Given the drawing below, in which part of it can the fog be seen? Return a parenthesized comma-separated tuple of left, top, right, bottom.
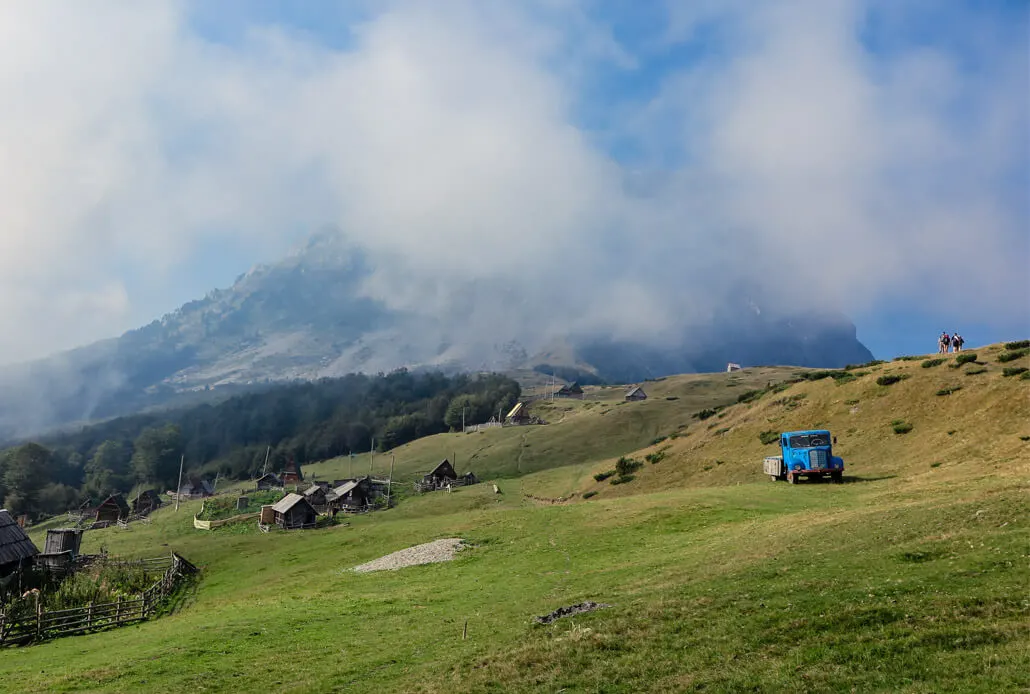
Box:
(0, 0, 1026, 368)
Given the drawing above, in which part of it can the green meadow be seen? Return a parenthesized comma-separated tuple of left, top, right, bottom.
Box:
(2, 344, 1027, 693)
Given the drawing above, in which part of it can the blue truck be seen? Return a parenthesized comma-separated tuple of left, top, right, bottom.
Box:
(763, 430, 844, 484)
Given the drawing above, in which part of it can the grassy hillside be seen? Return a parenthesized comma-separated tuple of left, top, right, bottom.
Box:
(2, 344, 1027, 693)
(304, 366, 805, 486)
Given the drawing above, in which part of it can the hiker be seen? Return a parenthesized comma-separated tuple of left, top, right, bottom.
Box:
(952, 333, 964, 352)
(939, 332, 949, 354)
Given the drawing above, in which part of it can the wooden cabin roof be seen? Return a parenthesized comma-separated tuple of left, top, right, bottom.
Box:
(428, 460, 457, 479)
(506, 402, 525, 418)
(0, 509, 39, 566)
(271, 493, 311, 514)
(98, 494, 130, 512)
(625, 385, 646, 398)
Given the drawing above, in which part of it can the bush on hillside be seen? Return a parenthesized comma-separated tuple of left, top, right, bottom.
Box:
(965, 367, 988, 376)
(845, 359, 886, 370)
(694, 408, 719, 420)
(921, 358, 946, 368)
(892, 421, 914, 435)
(582, 491, 597, 499)
(893, 355, 923, 361)
(798, 370, 836, 381)
(650, 436, 667, 446)
(593, 470, 615, 482)
(772, 394, 807, 410)
(955, 353, 977, 365)
(615, 457, 642, 477)
(997, 348, 1029, 363)
(1022, 371, 1030, 381)
(1004, 340, 1029, 350)
(936, 386, 962, 396)
(876, 374, 909, 386)
(759, 430, 780, 445)
(737, 389, 766, 403)
(645, 450, 666, 464)
(609, 475, 634, 485)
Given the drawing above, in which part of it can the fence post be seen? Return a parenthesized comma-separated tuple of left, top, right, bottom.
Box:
(87, 601, 94, 630)
(35, 594, 42, 639)
(116, 596, 122, 624)
(139, 593, 145, 620)
(0, 611, 6, 645)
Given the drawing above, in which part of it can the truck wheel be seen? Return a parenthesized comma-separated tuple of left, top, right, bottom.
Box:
(832, 471, 843, 483)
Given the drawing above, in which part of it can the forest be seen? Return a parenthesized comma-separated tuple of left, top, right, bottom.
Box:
(0, 369, 519, 520)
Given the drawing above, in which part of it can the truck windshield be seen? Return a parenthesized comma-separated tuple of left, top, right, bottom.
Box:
(789, 434, 830, 448)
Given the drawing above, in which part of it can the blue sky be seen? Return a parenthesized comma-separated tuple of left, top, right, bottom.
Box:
(0, 0, 1026, 364)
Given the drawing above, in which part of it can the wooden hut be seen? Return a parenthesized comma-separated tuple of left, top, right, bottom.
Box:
(625, 385, 647, 401)
(95, 494, 129, 523)
(176, 478, 215, 500)
(421, 460, 458, 489)
(270, 493, 317, 530)
(131, 489, 162, 516)
(329, 479, 372, 511)
(554, 382, 584, 399)
(0, 509, 39, 576)
(255, 472, 282, 490)
(280, 460, 303, 485)
(302, 484, 329, 513)
(43, 528, 83, 556)
(505, 402, 530, 425)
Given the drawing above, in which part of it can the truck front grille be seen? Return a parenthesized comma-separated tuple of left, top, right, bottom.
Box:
(809, 449, 828, 469)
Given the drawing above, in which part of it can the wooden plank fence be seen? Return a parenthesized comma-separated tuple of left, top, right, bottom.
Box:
(0, 553, 197, 647)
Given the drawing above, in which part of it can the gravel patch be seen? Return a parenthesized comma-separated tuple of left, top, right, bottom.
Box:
(534, 601, 611, 624)
(352, 538, 467, 573)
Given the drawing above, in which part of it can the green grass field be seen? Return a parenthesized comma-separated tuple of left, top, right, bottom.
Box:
(3, 345, 1028, 692)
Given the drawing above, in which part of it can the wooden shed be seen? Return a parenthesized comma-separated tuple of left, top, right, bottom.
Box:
(43, 528, 83, 556)
(329, 479, 372, 511)
(131, 489, 162, 515)
(0, 509, 39, 576)
(505, 402, 530, 424)
(271, 493, 317, 530)
(176, 478, 214, 500)
(302, 484, 329, 512)
(625, 385, 647, 401)
(255, 472, 282, 490)
(95, 494, 129, 523)
(423, 460, 458, 487)
(554, 382, 584, 399)
(280, 460, 303, 485)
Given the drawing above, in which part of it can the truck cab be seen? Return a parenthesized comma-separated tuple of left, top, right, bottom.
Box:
(763, 430, 844, 484)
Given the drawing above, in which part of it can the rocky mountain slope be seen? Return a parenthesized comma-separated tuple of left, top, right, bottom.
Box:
(0, 233, 873, 438)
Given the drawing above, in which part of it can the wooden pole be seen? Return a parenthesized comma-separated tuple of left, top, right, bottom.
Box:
(462, 619, 468, 640)
(261, 445, 271, 476)
(174, 454, 185, 511)
(387, 455, 395, 508)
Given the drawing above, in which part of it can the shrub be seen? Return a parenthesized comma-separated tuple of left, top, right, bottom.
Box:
(651, 435, 667, 446)
(582, 491, 597, 499)
(965, 367, 987, 376)
(936, 386, 962, 396)
(893, 355, 923, 361)
(892, 421, 913, 434)
(845, 359, 885, 370)
(947, 430, 956, 435)
(737, 389, 767, 404)
(1020, 436, 1030, 442)
(609, 475, 634, 485)
(997, 348, 1029, 363)
(1023, 371, 1030, 381)
(955, 352, 977, 365)
(930, 462, 942, 468)
(714, 427, 731, 436)
(645, 450, 666, 464)
(876, 374, 909, 386)
(921, 358, 945, 368)
(759, 430, 780, 445)
(798, 370, 835, 381)
(694, 408, 719, 420)
(665, 396, 679, 401)
(1004, 340, 1029, 350)
(593, 470, 615, 482)
(615, 457, 642, 477)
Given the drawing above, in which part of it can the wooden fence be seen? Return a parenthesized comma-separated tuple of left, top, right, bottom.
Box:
(0, 553, 197, 647)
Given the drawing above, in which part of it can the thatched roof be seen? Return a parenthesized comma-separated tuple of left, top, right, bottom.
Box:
(0, 509, 39, 566)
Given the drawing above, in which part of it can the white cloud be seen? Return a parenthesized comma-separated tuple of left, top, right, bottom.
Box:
(0, 0, 1024, 366)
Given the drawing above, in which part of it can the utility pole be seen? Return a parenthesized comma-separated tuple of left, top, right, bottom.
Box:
(387, 454, 395, 508)
(174, 454, 185, 512)
(261, 445, 271, 476)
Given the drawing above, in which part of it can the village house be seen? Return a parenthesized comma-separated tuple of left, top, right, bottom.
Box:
(625, 385, 647, 402)
(131, 490, 162, 516)
(176, 478, 215, 500)
(329, 478, 373, 512)
(553, 382, 584, 399)
(0, 509, 39, 577)
(95, 494, 130, 523)
(255, 472, 282, 490)
(280, 460, 303, 485)
(726, 363, 742, 372)
(505, 402, 530, 424)
(36, 528, 84, 573)
(302, 484, 329, 513)
(270, 493, 317, 530)
(421, 460, 458, 489)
